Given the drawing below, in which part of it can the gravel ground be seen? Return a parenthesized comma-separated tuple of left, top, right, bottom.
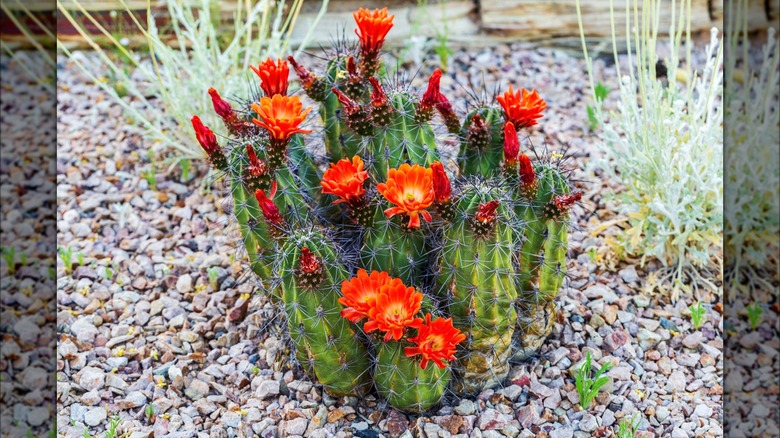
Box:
(49, 42, 750, 438)
(1, 53, 57, 437)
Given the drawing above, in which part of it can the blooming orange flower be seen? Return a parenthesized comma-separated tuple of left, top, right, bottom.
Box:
(405, 314, 466, 369)
(339, 269, 391, 323)
(376, 164, 435, 228)
(503, 122, 519, 164)
(430, 162, 451, 203)
(497, 86, 547, 129)
(251, 95, 312, 142)
(354, 7, 394, 54)
(321, 156, 369, 205)
(364, 278, 423, 341)
(251, 58, 290, 97)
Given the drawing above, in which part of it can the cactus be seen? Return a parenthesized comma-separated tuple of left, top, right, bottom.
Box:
(374, 340, 450, 412)
(509, 154, 580, 360)
(191, 5, 580, 412)
(278, 230, 372, 396)
(458, 107, 505, 177)
(435, 178, 518, 394)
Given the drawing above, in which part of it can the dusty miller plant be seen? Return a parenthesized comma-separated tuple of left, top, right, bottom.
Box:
(56, 0, 328, 160)
(723, 1, 779, 300)
(577, 0, 723, 299)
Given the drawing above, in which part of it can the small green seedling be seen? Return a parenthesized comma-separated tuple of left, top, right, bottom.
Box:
(575, 351, 613, 409)
(58, 246, 74, 274)
(2, 247, 16, 274)
(105, 267, 114, 281)
(81, 427, 91, 438)
(615, 413, 640, 438)
(251, 365, 260, 375)
(180, 158, 191, 182)
(746, 302, 763, 330)
(145, 403, 156, 422)
(49, 266, 57, 281)
(586, 81, 610, 130)
(25, 429, 35, 438)
(105, 415, 121, 438)
(142, 167, 157, 190)
(689, 301, 706, 330)
(207, 267, 220, 290)
(77, 252, 85, 267)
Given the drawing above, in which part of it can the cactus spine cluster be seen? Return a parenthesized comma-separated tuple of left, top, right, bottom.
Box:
(192, 6, 581, 412)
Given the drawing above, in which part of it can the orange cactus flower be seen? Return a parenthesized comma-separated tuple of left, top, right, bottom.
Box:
(354, 7, 394, 54)
(497, 86, 547, 129)
(251, 58, 290, 97)
(405, 314, 466, 369)
(251, 95, 312, 142)
(321, 156, 369, 205)
(376, 164, 435, 228)
(364, 278, 423, 341)
(339, 269, 391, 323)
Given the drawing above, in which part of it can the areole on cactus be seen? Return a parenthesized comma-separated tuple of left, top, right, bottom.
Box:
(192, 5, 582, 413)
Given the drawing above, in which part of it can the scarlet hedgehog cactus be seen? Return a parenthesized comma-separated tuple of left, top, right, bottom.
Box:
(193, 5, 582, 412)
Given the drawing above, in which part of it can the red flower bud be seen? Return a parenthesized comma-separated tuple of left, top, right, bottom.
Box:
(503, 122, 519, 164)
(208, 88, 234, 121)
(288, 55, 314, 88)
(191, 115, 219, 155)
(518, 154, 535, 186)
(475, 200, 500, 224)
(430, 161, 452, 203)
(553, 192, 582, 212)
(254, 182, 283, 225)
(246, 144, 267, 177)
(299, 247, 322, 275)
(368, 77, 388, 107)
(332, 87, 360, 115)
(421, 69, 443, 110)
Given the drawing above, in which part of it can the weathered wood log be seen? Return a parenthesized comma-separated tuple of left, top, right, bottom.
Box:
(480, 0, 726, 39)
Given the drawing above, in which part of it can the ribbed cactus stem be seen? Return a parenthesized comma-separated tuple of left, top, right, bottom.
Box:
(437, 183, 518, 394)
(458, 107, 505, 177)
(374, 341, 450, 413)
(361, 204, 426, 286)
(279, 232, 372, 396)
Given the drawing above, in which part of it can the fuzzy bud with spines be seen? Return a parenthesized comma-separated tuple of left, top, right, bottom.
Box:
(472, 200, 500, 237)
(191, 115, 227, 170)
(332, 87, 374, 136)
(296, 247, 324, 289)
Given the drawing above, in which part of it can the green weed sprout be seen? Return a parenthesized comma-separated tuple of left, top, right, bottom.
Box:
(142, 167, 157, 191)
(58, 246, 74, 274)
(586, 82, 609, 131)
(207, 267, 220, 290)
(105, 415, 120, 438)
(179, 158, 191, 183)
(144, 403, 155, 422)
(746, 302, 764, 330)
(689, 301, 706, 330)
(576, 351, 613, 409)
(615, 413, 640, 438)
(2, 246, 15, 274)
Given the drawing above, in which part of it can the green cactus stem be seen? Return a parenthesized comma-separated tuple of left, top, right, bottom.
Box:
(361, 202, 426, 287)
(437, 180, 518, 394)
(278, 230, 372, 396)
(458, 107, 505, 177)
(374, 341, 450, 413)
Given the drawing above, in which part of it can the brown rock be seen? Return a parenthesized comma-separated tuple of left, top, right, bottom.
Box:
(436, 415, 463, 434)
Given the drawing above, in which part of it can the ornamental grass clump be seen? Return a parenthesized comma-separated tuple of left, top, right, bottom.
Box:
(192, 6, 583, 412)
(577, 0, 723, 299)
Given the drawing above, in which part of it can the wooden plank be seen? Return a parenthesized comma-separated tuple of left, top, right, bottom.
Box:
(480, 0, 727, 39)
